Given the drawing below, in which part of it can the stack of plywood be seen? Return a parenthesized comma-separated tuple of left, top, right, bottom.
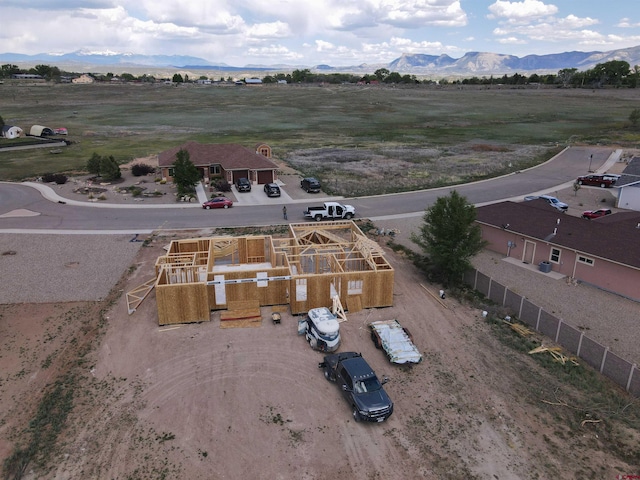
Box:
(219, 300, 262, 328)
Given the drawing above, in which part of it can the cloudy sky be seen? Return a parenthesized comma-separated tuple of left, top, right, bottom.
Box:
(1, 0, 639, 66)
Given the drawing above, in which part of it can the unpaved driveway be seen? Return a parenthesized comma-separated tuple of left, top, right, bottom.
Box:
(5, 235, 628, 480)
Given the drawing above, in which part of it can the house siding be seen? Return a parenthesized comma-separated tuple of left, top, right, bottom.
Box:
(617, 183, 640, 211)
(479, 225, 640, 301)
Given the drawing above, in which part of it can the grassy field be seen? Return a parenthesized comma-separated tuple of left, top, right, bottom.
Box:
(1, 82, 639, 192)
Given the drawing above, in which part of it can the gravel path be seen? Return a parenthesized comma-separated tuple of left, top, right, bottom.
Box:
(0, 234, 142, 304)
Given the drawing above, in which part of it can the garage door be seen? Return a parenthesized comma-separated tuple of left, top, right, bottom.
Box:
(232, 170, 249, 182)
(257, 170, 273, 185)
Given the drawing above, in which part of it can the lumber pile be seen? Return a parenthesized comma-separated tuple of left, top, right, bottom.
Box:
(529, 345, 579, 366)
(220, 300, 261, 328)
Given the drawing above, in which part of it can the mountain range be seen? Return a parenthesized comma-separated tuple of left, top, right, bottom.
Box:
(1, 45, 639, 76)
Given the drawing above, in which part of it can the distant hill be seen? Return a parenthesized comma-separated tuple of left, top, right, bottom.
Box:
(386, 45, 640, 75)
(0, 50, 214, 68)
(1, 45, 639, 76)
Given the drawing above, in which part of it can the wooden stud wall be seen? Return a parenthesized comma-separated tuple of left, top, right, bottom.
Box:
(152, 222, 394, 324)
(156, 282, 209, 325)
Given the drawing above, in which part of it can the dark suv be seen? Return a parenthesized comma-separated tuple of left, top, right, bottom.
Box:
(235, 177, 251, 192)
(263, 183, 281, 197)
(301, 177, 321, 193)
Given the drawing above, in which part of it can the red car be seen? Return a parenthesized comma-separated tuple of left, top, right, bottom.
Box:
(202, 197, 233, 209)
(576, 174, 616, 188)
(582, 208, 612, 219)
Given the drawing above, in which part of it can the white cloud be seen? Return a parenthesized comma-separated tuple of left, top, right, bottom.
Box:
(382, 0, 468, 28)
(246, 21, 291, 39)
(246, 44, 303, 61)
(488, 0, 558, 21)
(0, 0, 638, 67)
(617, 18, 640, 28)
(497, 36, 526, 45)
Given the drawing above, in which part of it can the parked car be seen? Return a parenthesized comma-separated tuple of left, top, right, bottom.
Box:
(582, 208, 612, 219)
(524, 195, 568, 212)
(301, 177, 321, 193)
(235, 177, 251, 192)
(202, 197, 233, 209)
(576, 174, 616, 188)
(263, 183, 281, 197)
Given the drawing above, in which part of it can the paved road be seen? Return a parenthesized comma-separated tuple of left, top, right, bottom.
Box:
(0, 146, 618, 233)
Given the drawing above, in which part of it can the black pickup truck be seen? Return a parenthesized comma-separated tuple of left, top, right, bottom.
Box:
(319, 352, 393, 422)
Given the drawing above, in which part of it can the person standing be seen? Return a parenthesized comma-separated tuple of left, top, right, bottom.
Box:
(282, 205, 287, 220)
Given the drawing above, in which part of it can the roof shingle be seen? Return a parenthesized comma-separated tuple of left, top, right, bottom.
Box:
(158, 141, 278, 170)
(476, 201, 640, 268)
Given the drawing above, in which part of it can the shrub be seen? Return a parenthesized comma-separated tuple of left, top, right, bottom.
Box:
(42, 173, 68, 184)
(131, 163, 156, 176)
(214, 179, 231, 192)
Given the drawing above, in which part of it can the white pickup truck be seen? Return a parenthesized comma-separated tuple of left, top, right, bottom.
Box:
(303, 201, 355, 221)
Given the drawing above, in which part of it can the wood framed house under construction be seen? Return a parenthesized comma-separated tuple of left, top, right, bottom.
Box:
(150, 221, 394, 325)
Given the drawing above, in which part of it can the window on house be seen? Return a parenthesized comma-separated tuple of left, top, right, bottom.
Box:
(168, 167, 175, 177)
(577, 256, 594, 266)
(209, 165, 221, 175)
(347, 279, 363, 295)
(550, 248, 560, 263)
(295, 278, 307, 301)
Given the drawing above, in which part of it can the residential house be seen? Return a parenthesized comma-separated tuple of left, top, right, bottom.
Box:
(72, 74, 94, 84)
(157, 141, 278, 187)
(475, 200, 640, 301)
(615, 157, 640, 212)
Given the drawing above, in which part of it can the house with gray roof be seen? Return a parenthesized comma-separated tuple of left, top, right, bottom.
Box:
(475, 200, 640, 301)
(615, 157, 640, 212)
(157, 141, 278, 187)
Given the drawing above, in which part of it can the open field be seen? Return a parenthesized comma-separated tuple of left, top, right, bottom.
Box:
(1, 83, 639, 194)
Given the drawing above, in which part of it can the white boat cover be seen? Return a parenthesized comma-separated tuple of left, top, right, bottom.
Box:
(370, 320, 422, 364)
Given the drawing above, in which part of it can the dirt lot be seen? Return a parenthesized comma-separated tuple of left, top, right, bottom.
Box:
(1, 230, 639, 480)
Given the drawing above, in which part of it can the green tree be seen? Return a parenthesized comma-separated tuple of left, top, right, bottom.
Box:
(384, 72, 402, 83)
(99, 155, 121, 181)
(172, 73, 184, 83)
(86, 152, 102, 175)
(374, 68, 390, 81)
(291, 69, 311, 83)
(557, 68, 578, 87)
(592, 60, 630, 86)
(630, 108, 640, 128)
(172, 149, 200, 197)
(410, 190, 487, 287)
(0, 64, 21, 78)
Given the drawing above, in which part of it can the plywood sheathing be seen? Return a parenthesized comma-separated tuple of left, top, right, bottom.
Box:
(152, 221, 394, 324)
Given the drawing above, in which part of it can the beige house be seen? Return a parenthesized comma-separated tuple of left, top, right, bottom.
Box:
(72, 74, 95, 84)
